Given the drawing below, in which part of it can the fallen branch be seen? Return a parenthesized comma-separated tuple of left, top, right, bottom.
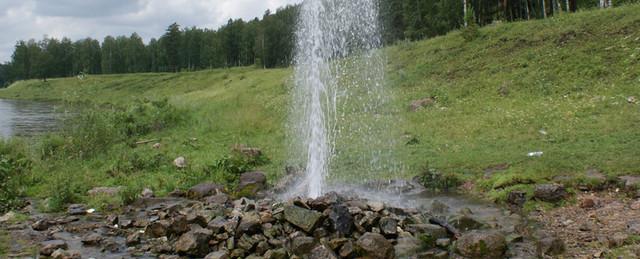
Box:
(135, 139, 159, 145)
(429, 217, 461, 239)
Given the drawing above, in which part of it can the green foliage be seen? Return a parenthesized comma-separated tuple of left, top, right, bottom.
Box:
(417, 167, 463, 192)
(107, 149, 168, 176)
(45, 174, 84, 212)
(0, 141, 31, 213)
(462, 6, 480, 42)
(209, 148, 270, 185)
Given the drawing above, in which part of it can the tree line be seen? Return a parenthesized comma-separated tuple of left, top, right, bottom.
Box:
(0, 0, 637, 87)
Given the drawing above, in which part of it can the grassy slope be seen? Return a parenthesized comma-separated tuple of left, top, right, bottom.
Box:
(1, 5, 639, 203)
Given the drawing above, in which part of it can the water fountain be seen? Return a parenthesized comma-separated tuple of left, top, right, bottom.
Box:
(288, 0, 399, 198)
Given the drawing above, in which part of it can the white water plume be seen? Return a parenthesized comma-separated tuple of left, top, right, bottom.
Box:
(288, 0, 401, 198)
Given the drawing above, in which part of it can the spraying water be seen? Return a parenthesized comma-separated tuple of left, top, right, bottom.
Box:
(289, 0, 400, 198)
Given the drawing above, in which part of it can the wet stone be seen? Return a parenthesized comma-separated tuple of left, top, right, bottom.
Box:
(456, 230, 507, 258)
(379, 217, 398, 236)
(284, 205, 323, 233)
(310, 244, 339, 259)
(67, 204, 87, 215)
(81, 233, 103, 246)
(329, 204, 354, 236)
(356, 232, 394, 259)
(40, 240, 68, 256)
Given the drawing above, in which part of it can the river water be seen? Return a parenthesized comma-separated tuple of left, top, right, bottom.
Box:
(0, 99, 60, 139)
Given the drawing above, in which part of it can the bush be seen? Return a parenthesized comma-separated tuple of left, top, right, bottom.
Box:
(107, 149, 167, 176)
(417, 167, 462, 192)
(208, 147, 270, 185)
(0, 141, 31, 213)
(462, 6, 480, 42)
(44, 99, 183, 160)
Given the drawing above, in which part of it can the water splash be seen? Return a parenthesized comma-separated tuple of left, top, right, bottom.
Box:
(289, 0, 400, 198)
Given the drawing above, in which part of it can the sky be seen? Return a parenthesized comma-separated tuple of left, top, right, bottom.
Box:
(0, 0, 303, 63)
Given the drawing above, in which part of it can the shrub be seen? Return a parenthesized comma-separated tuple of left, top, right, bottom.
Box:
(209, 147, 270, 185)
(0, 141, 31, 213)
(417, 167, 462, 192)
(107, 149, 167, 176)
(462, 6, 480, 42)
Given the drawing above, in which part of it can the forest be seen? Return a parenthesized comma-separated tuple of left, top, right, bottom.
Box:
(0, 0, 636, 86)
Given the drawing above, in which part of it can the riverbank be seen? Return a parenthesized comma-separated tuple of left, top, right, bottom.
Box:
(1, 4, 640, 257)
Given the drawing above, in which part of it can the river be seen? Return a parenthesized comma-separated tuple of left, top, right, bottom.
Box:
(0, 99, 60, 139)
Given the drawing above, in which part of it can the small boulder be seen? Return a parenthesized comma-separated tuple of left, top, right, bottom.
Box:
(628, 96, 638, 104)
(579, 197, 596, 209)
(146, 220, 171, 237)
(32, 219, 50, 231)
(627, 220, 640, 235)
(237, 171, 267, 197)
(310, 244, 339, 259)
(455, 230, 507, 258)
(356, 232, 394, 259)
(126, 231, 143, 246)
(206, 194, 230, 206)
(174, 156, 187, 168)
(367, 201, 385, 212)
(175, 228, 214, 257)
(536, 235, 565, 256)
(329, 204, 354, 236)
(188, 183, 224, 199)
(619, 176, 640, 191)
(237, 212, 262, 236)
(394, 235, 422, 258)
(448, 215, 486, 231)
(507, 191, 527, 207)
(205, 250, 230, 259)
(405, 224, 448, 239)
(40, 240, 68, 256)
(51, 249, 81, 259)
(533, 184, 567, 202)
(81, 233, 102, 246)
(67, 204, 87, 215)
(286, 234, 316, 255)
(379, 217, 398, 236)
(284, 205, 324, 233)
(141, 188, 155, 198)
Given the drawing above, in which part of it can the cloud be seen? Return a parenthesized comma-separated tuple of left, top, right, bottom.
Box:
(0, 0, 303, 62)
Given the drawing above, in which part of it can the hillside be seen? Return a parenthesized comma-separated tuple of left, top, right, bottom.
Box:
(1, 4, 639, 205)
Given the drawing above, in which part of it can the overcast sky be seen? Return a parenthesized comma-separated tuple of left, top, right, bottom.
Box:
(0, 0, 303, 63)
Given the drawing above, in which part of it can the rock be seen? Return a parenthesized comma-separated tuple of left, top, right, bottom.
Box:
(141, 188, 155, 198)
(206, 194, 230, 206)
(627, 220, 640, 235)
(607, 233, 628, 248)
(126, 231, 143, 246)
(32, 219, 50, 231)
(152, 143, 161, 149)
(579, 197, 596, 208)
(308, 192, 341, 211)
(356, 232, 394, 259)
(87, 186, 122, 196)
(188, 182, 224, 199)
(67, 204, 87, 215)
(455, 230, 507, 258)
(536, 235, 565, 256)
(619, 176, 640, 191)
(205, 250, 230, 259)
(264, 248, 288, 259)
(284, 205, 324, 233)
(237, 234, 259, 251)
(146, 220, 171, 237)
(174, 156, 187, 168)
(409, 97, 435, 111)
(395, 235, 422, 258)
(580, 169, 607, 190)
(379, 217, 398, 236)
(436, 238, 451, 248)
(81, 233, 102, 246)
(339, 240, 358, 258)
(51, 249, 81, 259)
(329, 204, 354, 236)
(287, 234, 316, 255)
(310, 244, 339, 259)
(237, 171, 267, 197)
(0, 211, 16, 223)
(533, 184, 567, 202)
(367, 201, 385, 212)
(628, 96, 638, 104)
(448, 215, 486, 231)
(405, 224, 448, 239)
(175, 228, 213, 257)
(507, 191, 527, 207)
(40, 240, 68, 256)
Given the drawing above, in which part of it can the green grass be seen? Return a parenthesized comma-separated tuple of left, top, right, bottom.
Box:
(1, 4, 639, 208)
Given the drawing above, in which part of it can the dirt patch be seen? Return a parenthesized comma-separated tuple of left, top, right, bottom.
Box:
(532, 191, 640, 258)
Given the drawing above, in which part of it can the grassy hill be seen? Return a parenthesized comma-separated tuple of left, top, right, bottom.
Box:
(1, 4, 639, 209)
